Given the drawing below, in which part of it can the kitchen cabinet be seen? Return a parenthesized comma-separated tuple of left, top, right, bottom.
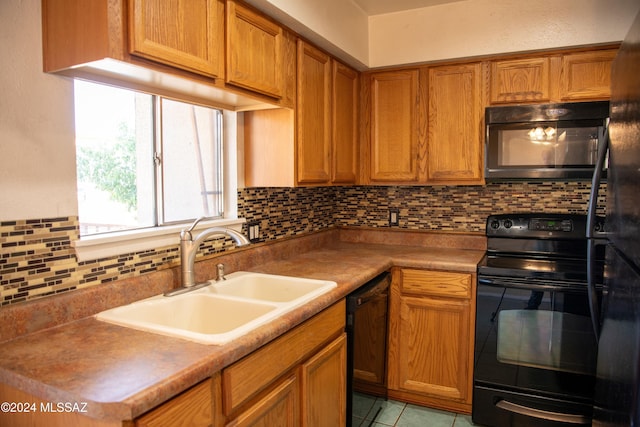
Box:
(243, 42, 359, 187)
(364, 69, 421, 184)
(559, 49, 617, 101)
(41, 0, 289, 110)
(217, 301, 346, 426)
(128, 0, 223, 78)
(135, 378, 213, 427)
(331, 61, 359, 184)
(427, 63, 484, 184)
(489, 57, 551, 104)
(226, 0, 284, 99)
(488, 47, 618, 104)
(297, 40, 332, 184)
(387, 268, 475, 414)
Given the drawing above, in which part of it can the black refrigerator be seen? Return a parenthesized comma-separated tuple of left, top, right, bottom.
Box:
(589, 9, 640, 427)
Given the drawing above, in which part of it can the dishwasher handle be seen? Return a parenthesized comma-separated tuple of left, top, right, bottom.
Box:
(351, 273, 390, 307)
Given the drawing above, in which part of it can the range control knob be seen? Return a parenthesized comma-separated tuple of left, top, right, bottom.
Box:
(490, 220, 500, 230)
(503, 219, 513, 229)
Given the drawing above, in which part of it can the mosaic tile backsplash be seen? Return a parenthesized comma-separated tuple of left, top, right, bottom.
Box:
(1, 182, 605, 306)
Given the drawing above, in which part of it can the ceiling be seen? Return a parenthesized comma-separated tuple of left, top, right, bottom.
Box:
(352, 0, 465, 15)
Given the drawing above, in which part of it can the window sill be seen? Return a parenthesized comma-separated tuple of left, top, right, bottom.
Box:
(72, 218, 246, 262)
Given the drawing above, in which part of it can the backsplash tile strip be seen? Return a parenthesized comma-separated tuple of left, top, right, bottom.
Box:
(1, 182, 605, 306)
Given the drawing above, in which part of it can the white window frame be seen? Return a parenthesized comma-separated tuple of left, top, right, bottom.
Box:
(72, 110, 244, 262)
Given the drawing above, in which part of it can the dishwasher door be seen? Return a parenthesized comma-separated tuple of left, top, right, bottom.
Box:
(346, 272, 390, 427)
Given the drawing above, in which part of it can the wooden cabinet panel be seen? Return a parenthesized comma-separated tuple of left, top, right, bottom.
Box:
(225, 375, 299, 427)
(135, 379, 212, 427)
(401, 269, 471, 299)
(301, 333, 347, 427)
(222, 302, 345, 414)
(332, 61, 359, 184)
(490, 57, 550, 104)
(297, 40, 332, 184)
(427, 63, 483, 184)
(226, 0, 283, 98)
(129, 0, 223, 78)
(369, 70, 420, 183)
(560, 49, 617, 101)
(388, 268, 475, 413)
(394, 295, 470, 400)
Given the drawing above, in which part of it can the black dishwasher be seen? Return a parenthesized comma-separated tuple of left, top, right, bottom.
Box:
(346, 272, 390, 427)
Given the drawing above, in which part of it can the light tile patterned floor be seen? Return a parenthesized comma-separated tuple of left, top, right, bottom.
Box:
(352, 393, 476, 427)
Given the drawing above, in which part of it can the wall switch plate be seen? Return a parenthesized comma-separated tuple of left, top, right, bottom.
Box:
(389, 208, 399, 226)
(247, 222, 260, 242)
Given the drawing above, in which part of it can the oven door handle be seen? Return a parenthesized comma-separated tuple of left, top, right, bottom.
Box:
(495, 400, 590, 425)
(477, 276, 582, 292)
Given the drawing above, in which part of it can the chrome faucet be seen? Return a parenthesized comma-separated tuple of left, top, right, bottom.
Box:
(179, 217, 250, 288)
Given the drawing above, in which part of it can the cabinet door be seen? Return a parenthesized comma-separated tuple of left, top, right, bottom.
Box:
(297, 40, 332, 185)
(392, 295, 470, 401)
(136, 379, 212, 427)
(129, 0, 223, 78)
(332, 61, 359, 184)
(490, 57, 550, 104)
(226, 375, 299, 427)
(560, 49, 617, 101)
(301, 333, 347, 427)
(368, 70, 420, 183)
(226, 0, 283, 98)
(427, 63, 483, 184)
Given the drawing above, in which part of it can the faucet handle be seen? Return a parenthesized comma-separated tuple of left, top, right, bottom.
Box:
(216, 264, 226, 281)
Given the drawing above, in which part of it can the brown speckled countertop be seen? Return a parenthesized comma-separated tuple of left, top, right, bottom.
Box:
(0, 228, 485, 423)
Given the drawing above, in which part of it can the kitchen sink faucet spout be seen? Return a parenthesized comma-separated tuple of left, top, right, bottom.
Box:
(180, 218, 250, 288)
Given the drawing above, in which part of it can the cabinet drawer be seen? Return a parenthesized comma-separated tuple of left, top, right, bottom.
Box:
(135, 379, 212, 427)
(401, 269, 471, 299)
(222, 301, 345, 415)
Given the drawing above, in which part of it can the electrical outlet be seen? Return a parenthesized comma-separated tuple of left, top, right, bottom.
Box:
(247, 222, 260, 242)
(389, 209, 399, 226)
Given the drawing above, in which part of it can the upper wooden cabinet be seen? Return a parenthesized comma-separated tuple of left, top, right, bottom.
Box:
(244, 41, 359, 187)
(427, 63, 484, 184)
(560, 49, 617, 101)
(332, 61, 359, 184)
(42, 0, 293, 110)
(488, 48, 618, 105)
(366, 70, 421, 184)
(297, 41, 332, 184)
(489, 57, 551, 104)
(128, 0, 223, 78)
(226, 0, 284, 98)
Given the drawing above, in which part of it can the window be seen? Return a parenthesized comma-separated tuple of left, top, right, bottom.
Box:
(73, 80, 241, 260)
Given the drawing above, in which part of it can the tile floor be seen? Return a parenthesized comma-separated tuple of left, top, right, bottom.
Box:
(352, 393, 476, 427)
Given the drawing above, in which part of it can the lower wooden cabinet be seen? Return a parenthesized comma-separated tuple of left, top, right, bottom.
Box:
(218, 301, 346, 426)
(301, 334, 347, 427)
(387, 268, 475, 414)
(135, 379, 213, 427)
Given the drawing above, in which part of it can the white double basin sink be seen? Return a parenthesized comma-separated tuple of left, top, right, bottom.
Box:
(95, 272, 337, 345)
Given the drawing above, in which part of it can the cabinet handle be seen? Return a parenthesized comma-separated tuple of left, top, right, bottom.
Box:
(495, 400, 590, 425)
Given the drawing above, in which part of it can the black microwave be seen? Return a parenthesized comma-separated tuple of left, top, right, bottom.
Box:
(485, 101, 610, 181)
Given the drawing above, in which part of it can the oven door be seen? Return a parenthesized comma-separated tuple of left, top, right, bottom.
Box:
(474, 276, 598, 426)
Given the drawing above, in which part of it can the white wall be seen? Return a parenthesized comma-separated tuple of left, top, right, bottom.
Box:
(0, 0, 77, 221)
(369, 0, 640, 68)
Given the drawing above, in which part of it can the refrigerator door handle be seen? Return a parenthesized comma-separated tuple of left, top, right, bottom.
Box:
(587, 118, 610, 239)
(586, 119, 610, 343)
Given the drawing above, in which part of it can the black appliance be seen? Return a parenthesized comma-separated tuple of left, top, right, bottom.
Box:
(346, 272, 390, 427)
(473, 213, 605, 426)
(485, 100, 610, 181)
(589, 10, 640, 426)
